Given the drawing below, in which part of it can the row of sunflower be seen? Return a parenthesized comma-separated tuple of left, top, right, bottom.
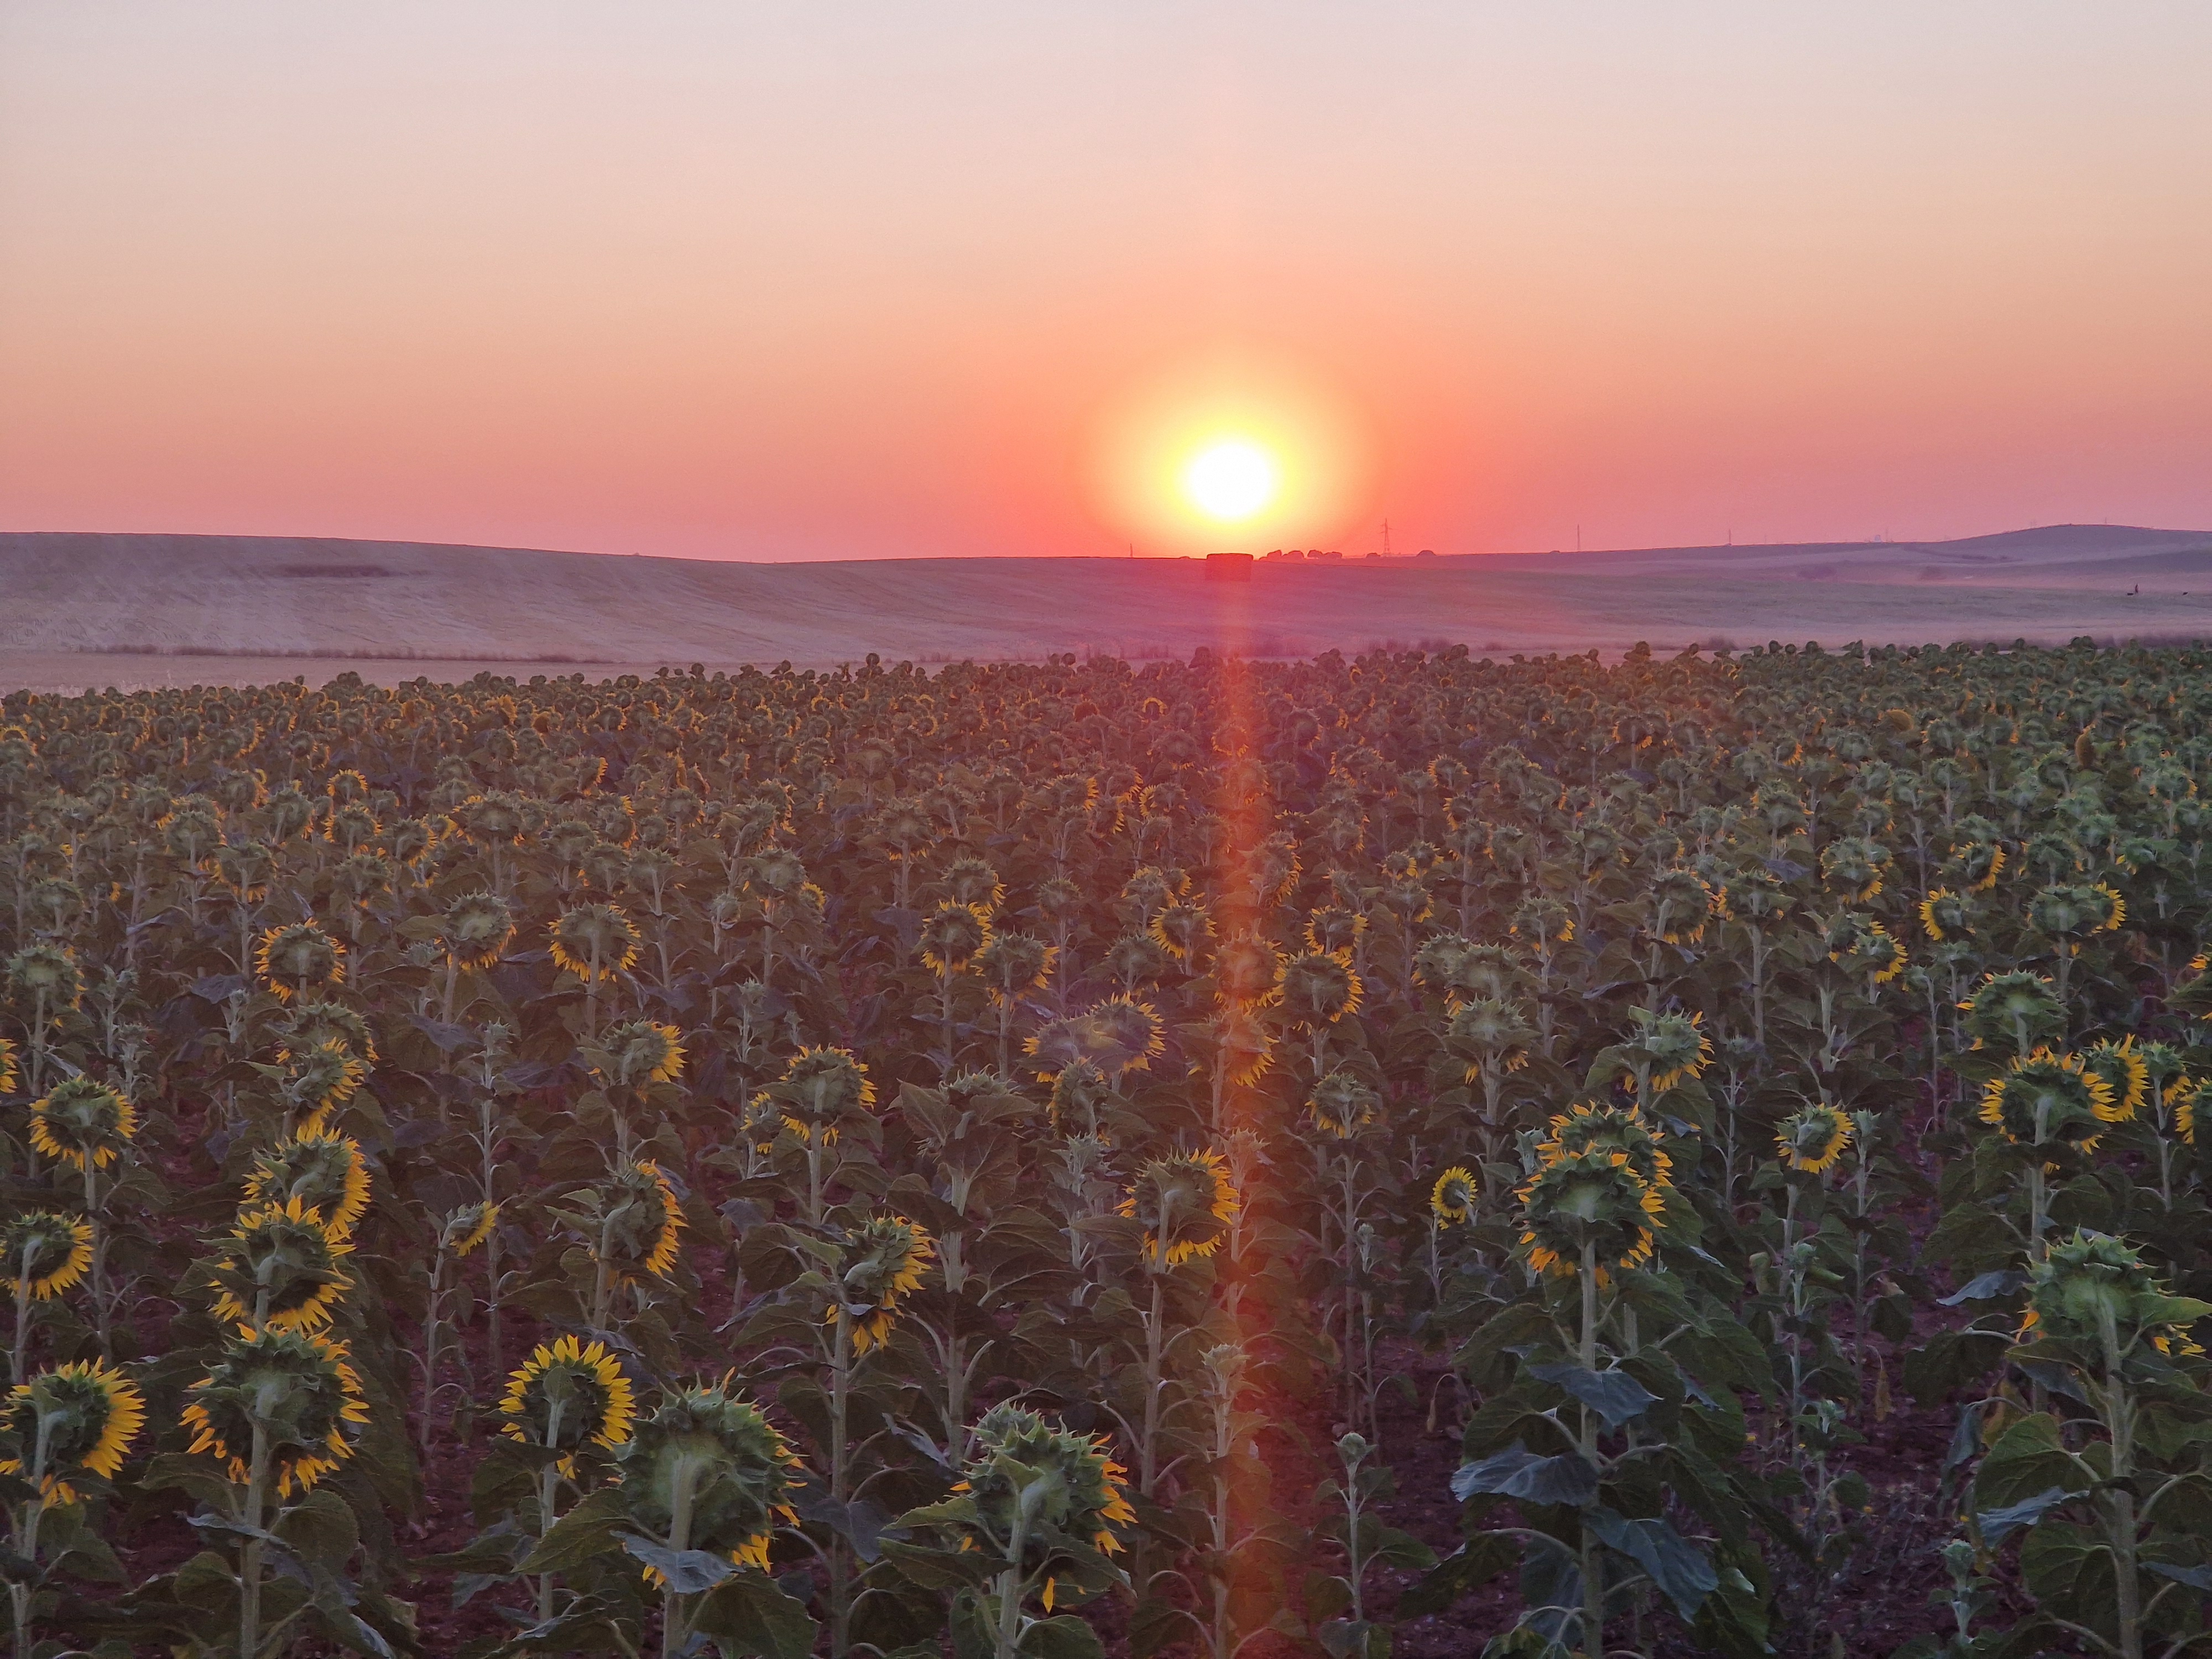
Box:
(0, 636, 2209, 1657)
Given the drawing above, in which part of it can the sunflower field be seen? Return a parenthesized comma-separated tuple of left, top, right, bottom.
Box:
(3, 636, 2212, 1659)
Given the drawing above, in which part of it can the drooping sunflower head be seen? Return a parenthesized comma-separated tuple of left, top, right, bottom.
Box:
(1150, 899, 1214, 963)
(1509, 894, 1575, 948)
(499, 1334, 636, 1470)
(1431, 1166, 1479, 1227)
(834, 1213, 937, 1355)
(1979, 1048, 2116, 1151)
(1277, 951, 1362, 1029)
(616, 1384, 803, 1575)
(275, 1040, 368, 1138)
(1046, 1060, 1115, 1140)
(588, 1161, 686, 1287)
(441, 1201, 500, 1258)
(254, 921, 345, 1001)
(29, 1077, 137, 1171)
(441, 890, 515, 969)
(1087, 997, 1166, 1077)
(1120, 1150, 1241, 1269)
(243, 1131, 372, 1237)
(1646, 867, 1720, 945)
(1444, 996, 1537, 1078)
(2079, 1037, 2149, 1122)
(276, 999, 378, 1065)
(1918, 889, 1971, 943)
(956, 1404, 1135, 1563)
(596, 1019, 685, 1088)
(1620, 1006, 1712, 1094)
(1818, 836, 1891, 904)
(182, 1326, 371, 1499)
(1775, 1103, 1855, 1175)
(2, 1211, 93, 1302)
(1538, 1102, 1672, 1187)
(1958, 970, 2064, 1056)
(1212, 932, 1284, 1006)
(8, 944, 83, 1016)
(2026, 881, 2127, 950)
(1822, 912, 1906, 983)
(1515, 1148, 1666, 1287)
(1303, 905, 1368, 957)
(940, 854, 1005, 914)
(1306, 1069, 1381, 1140)
(0, 1360, 147, 1505)
(207, 1196, 355, 1333)
(772, 1046, 875, 1140)
(1723, 868, 1792, 925)
(917, 900, 993, 974)
(1944, 836, 2006, 892)
(0, 1036, 16, 1095)
(2022, 1230, 2209, 1369)
(548, 902, 642, 983)
(974, 931, 1054, 1003)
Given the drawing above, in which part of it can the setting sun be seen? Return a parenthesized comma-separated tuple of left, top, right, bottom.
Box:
(1183, 440, 1279, 521)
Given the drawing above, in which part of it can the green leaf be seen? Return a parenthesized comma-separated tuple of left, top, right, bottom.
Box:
(1526, 1362, 1657, 1429)
(620, 1533, 735, 1594)
(1451, 1443, 1598, 1508)
(1019, 1614, 1106, 1659)
(1397, 1533, 1520, 1619)
(517, 1486, 629, 1576)
(1586, 1507, 1718, 1619)
(691, 1571, 819, 1659)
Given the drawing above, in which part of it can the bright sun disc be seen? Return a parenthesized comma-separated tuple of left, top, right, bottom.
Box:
(1182, 440, 1278, 521)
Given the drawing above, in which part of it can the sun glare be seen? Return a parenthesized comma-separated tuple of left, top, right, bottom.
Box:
(1183, 440, 1279, 521)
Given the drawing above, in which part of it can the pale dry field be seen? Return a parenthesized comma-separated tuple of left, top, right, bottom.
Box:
(3, 525, 2209, 692)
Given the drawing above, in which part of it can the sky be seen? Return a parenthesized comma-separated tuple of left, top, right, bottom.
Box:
(3, 3, 2210, 562)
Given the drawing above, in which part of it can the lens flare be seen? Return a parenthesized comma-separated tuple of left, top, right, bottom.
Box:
(1183, 440, 1279, 521)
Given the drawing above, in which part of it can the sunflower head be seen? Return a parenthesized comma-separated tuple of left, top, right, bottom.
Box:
(29, 1077, 137, 1171)
(1979, 1048, 2116, 1151)
(1958, 970, 2064, 1056)
(1510, 894, 1575, 948)
(1822, 912, 1906, 983)
(7, 944, 83, 1015)
(1723, 868, 1792, 925)
(586, 1161, 687, 1286)
(1539, 1102, 1672, 1187)
(1646, 867, 1720, 945)
(833, 1214, 937, 1355)
(1213, 933, 1285, 1005)
(1775, 1103, 1855, 1175)
(1919, 889, 1972, 942)
(1303, 905, 1368, 957)
(2027, 881, 2127, 950)
(0, 1037, 17, 1095)
(1046, 1060, 1117, 1140)
(2079, 1037, 2148, 1122)
(207, 1196, 355, 1333)
(1515, 1148, 1666, 1286)
(2022, 1230, 2210, 1371)
(975, 931, 1054, 1002)
(1277, 952, 1362, 1028)
(276, 1000, 378, 1065)
(549, 902, 642, 982)
(617, 1383, 803, 1575)
(1306, 1070, 1380, 1140)
(255, 921, 345, 1001)
(274, 1040, 368, 1137)
(1620, 1006, 1712, 1094)
(182, 1326, 371, 1499)
(441, 890, 515, 969)
(771, 1046, 876, 1141)
(952, 1403, 1135, 1565)
(1444, 997, 1536, 1078)
(243, 1131, 373, 1237)
(1819, 837, 1890, 904)
(0, 1360, 147, 1506)
(596, 1019, 686, 1088)
(918, 900, 993, 974)
(499, 1334, 636, 1473)
(441, 1201, 500, 1258)
(2, 1211, 93, 1301)
(1431, 1166, 1479, 1227)
(1120, 1150, 1241, 1269)
(1150, 900, 1214, 963)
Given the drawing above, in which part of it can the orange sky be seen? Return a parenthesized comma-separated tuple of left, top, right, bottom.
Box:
(3, 4, 2209, 561)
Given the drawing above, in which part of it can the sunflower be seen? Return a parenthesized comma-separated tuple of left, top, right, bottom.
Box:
(254, 921, 346, 1002)
(1306, 1070, 1380, 1139)
(275, 1040, 367, 1137)
(549, 902, 642, 983)
(1121, 1150, 1241, 1268)
(1025, 1000, 1165, 1085)
(1980, 1049, 2118, 1151)
(1277, 952, 1363, 1028)
(0, 1360, 146, 1505)
(1538, 1102, 1672, 1187)
(442, 1201, 500, 1257)
(618, 1383, 804, 1577)
(1646, 867, 1720, 945)
(3, 1211, 93, 1302)
(441, 890, 515, 969)
(182, 1326, 371, 1498)
(0, 1036, 17, 1095)
(243, 1131, 372, 1238)
(771, 1046, 876, 1144)
(1150, 900, 1214, 963)
(1958, 970, 2064, 1056)
(833, 1214, 937, 1355)
(1819, 837, 1890, 904)
(2174, 1080, 2199, 1147)
(2026, 881, 2127, 952)
(1213, 933, 1285, 1005)
(951, 1403, 1135, 1568)
(1303, 906, 1368, 957)
(278, 999, 378, 1064)
(975, 932, 1055, 1004)
(1510, 894, 1575, 948)
(2079, 1036, 2149, 1122)
(1823, 913, 1906, 983)
(1515, 1148, 1666, 1287)
(2020, 1230, 2209, 1368)
(1444, 997, 1536, 1078)
(499, 1334, 637, 1474)
(1775, 1103, 1855, 1175)
(597, 1019, 686, 1088)
(206, 1196, 355, 1334)
(1431, 1166, 1478, 1226)
(28, 1077, 137, 1171)
(1620, 1007, 1713, 1093)
(588, 1161, 687, 1287)
(1919, 889, 1971, 942)
(918, 900, 993, 974)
